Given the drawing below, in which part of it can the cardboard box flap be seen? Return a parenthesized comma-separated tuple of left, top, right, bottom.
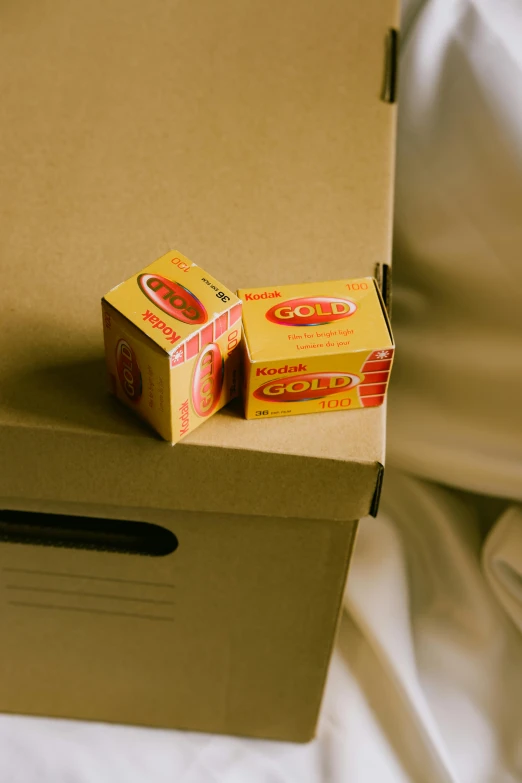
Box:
(0, 0, 398, 522)
(1, 410, 384, 523)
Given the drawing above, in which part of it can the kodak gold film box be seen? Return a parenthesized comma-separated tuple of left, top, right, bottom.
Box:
(239, 278, 394, 420)
(102, 251, 242, 443)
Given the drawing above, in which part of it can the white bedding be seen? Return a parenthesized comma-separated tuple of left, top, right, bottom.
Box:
(2, 1, 521, 780)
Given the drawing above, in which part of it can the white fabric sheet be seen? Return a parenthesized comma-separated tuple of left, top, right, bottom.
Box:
(1, 0, 522, 781)
(483, 505, 522, 634)
(388, 0, 522, 500)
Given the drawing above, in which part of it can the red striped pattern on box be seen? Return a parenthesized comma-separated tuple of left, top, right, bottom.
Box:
(359, 383, 387, 397)
(229, 303, 242, 326)
(360, 370, 389, 384)
(360, 394, 386, 408)
(214, 312, 228, 340)
(361, 358, 392, 373)
(185, 334, 200, 360)
(169, 305, 242, 366)
(201, 323, 214, 348)
(357, 347, 394, 407)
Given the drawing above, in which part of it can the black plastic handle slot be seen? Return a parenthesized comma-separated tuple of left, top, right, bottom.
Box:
(0, 509, 178, 556)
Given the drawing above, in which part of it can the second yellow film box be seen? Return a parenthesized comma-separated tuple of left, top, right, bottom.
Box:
(102, 251, 242, 443)
(238, 278, 394, 420)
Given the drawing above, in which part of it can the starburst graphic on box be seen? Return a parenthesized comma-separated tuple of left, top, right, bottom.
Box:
(171, 348, 184, 366)
(375, 350, 391, 359)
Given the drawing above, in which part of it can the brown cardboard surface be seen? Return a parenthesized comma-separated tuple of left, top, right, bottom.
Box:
(0, 497, 357, 742)
(0, 0, 397, 520)
(0, 0, 398, 740)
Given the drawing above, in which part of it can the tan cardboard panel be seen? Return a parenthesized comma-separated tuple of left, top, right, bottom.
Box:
(0, 498, 357, 741)
(0, 0, 397, 516)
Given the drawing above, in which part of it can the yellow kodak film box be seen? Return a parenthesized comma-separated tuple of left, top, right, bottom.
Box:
(238, 278, 394, 420)
(102, 251, 242, 443)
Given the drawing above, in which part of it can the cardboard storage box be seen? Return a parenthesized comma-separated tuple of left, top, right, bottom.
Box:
(0, 0, 398, 741)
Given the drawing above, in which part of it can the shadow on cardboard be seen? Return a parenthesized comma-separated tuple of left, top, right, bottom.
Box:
(2, 354, 157, 438)
(3, 352, 243, 437)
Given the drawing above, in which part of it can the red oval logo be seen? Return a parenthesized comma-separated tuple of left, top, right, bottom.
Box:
(253, 372, 360, 402)
(138, 274, 207, 324)
(265, 296, 357, 326)
(116, 339, 142, 403)
(191, 343, 224, 417)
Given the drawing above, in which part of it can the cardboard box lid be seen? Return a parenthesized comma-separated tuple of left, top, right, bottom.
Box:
(0, 0, 398, 523)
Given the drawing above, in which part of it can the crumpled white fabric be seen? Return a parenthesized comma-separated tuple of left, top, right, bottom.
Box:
(388, 0, 522, 501)
(483, 505, 522, 634)
(1, 0, 522, 781)
(346, 475, 522, 783)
